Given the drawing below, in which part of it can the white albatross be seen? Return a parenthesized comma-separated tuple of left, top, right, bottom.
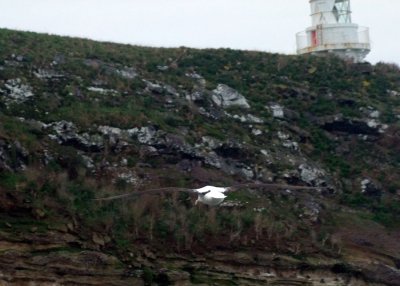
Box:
(93, 183, 325, 207)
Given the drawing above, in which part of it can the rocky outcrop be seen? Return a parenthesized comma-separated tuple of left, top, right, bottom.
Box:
(115, 66, 138, 79)
(142, 80, 179, 97)
(0, 249, 143, 286)
(277, 131, 299, 151)
(18, 119, 264, 180)
(268, 103, 300, 121)
(48, 121, 104, 152)
(122, 249, 392, 286)
(212, 84, 250, 109)
(387, 89, 400, 97)
(361, 178, 382, 198)
(0, 139, 29, 171)
(1, 78, 34, 105)
(299, 164, 326, 186)
(229, 113, 264, 124)
(318, 115, 386, 136)
(33, 68, 65, 80)
(269, 103, 285, 118)
(83, 59, 137, 80)
(87, 86, 119, 95)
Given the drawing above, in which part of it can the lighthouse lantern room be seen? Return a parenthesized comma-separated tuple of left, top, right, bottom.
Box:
(296, 0, 370, 62)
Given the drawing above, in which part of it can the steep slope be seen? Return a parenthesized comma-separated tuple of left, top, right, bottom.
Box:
(0, 28, 400, 285)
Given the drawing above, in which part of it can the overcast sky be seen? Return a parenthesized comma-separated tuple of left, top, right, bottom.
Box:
(0, 0, 398, 64)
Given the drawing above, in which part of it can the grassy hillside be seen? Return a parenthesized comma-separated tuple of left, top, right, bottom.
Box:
(1, 28, 400, 285)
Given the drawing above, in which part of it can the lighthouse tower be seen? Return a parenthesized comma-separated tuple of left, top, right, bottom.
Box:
(296, 0, 370, 62)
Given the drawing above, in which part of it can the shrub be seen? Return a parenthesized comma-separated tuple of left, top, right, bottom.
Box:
(0, 172, 25, 190)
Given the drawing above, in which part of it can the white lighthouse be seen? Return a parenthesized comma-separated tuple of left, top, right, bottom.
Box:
(296, 0, 370, 62)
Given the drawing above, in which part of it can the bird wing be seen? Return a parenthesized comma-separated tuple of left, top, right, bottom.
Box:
(93, 187, 194, 201)
(225, 183, 325, 192)
(194, 186, 228, 194)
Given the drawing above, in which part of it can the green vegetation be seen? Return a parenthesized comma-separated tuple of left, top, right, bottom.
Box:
(0, 28, 400, 276)
(341, 192, 400, 228)
(0, 172, 25, 190)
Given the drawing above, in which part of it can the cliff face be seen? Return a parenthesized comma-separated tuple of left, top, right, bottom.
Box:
(0, 28, 400, 285)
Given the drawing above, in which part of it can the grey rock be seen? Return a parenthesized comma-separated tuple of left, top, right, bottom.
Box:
(128, 126, 159, 145)
(269, 104, 300, 120)
(220, 201, 247, 208)
(91, 79, 108, 86)
(143, 80, 179, 97)
(48, 121, 104, 152)
(83, 58, 103, 68)
(360, 106, 381, 119)
(42, 149, 54, 166)
(299, 164, 326, 186)
(185, 72, 207, 89)
(143, 80, 164, 94)
(164, 85, 179, 97)
(52, 54, 66, 65)
(318, 114, 384, 136)
(81, 154, 95, 169)
(44, 119, 265, 181)
(186, 90, 205, 103)
(4, 58, 24, 67)
(282, 140, 299, 150)
(83, 59, 137, 80)
(252, 129, 263, 136)
(157, 65, 169, 71)
(51, 120, 78, 136)
(369, 110, 380, 119)
(87, 87, 119, 95)
(98, 126, 123, 137)
(14, 140, 29, 158)
(115, 67, 137, 79)
(277, 131, 290, 140)
(0, 140, 28, 171)
(277, 131, 299, 151)
(33, 69, 64, 80)
(269, 104, 284, 119)
(0, 149, 13, 171)
(200, 136, 221, 150)
(12, 54, 25, 62)
(240, 166, 254, 179)
(366, 119, 388, 134)
(185, 72, 204, 80)
(115, 171, 138, 184)
(387, 89, 400, 97)
(231, 113, 264, 124)
(120, 158, 128, 167)
(203, 151, 222, 169)
(211, 84, 250, 109)
(300, 200, 321, 222)
(97, 126, 130, 151)
(361, 178, 382, 198)
(256, 167, 274, 181)
(246, 114, 264, 124)
(3, 79, 34, 104)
